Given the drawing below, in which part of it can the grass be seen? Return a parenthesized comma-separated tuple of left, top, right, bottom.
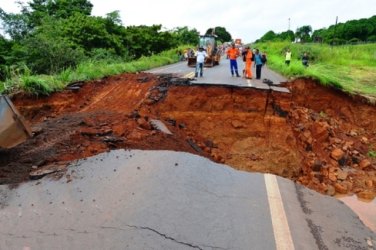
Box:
(255, 42, 376, 97)
(0, 47, 182, 95)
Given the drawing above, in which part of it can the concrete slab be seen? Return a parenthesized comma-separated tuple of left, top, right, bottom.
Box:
(271, 86, 291, 93)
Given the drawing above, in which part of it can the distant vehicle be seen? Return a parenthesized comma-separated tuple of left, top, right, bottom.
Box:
(235, 38, 242, 45)
(188, 35, 221, 67)
(0, 95, 31, 148)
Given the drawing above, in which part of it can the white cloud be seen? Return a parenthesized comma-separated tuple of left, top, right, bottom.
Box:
(1, 0, 375, 42)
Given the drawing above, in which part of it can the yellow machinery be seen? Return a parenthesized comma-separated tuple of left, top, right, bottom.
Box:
(0, 95, 31, 148)
(188, 35, 221, 67)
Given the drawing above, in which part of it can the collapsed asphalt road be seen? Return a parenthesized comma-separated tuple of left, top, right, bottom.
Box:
(1, 72, 375, 201)
(0, 70, 375, 249)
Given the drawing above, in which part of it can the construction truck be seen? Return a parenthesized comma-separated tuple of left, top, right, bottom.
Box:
(187, 35, 221, 67)
(0, 95, 32, 148)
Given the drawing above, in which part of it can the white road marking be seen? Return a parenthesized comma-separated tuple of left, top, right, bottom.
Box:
(247, 79, 253, 87)
(264, 174, 295, 250)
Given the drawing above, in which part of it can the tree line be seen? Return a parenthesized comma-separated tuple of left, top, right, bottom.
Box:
(256, 15, 376, 44)
(0, 0, 232, 80)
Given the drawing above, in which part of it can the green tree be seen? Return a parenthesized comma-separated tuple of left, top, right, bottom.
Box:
(296, 25, 312, 42)
(0, 35, 13, 80)
(310, 15, 376, 43)
(368, 35, 376, 42)
(10, 17, 86, 74)
(1, 0, 94, 40)
(1, 0, 215, 78)
(259, 30, 277, 42)
(207, 27, 232, 43)
(60, 13, 126, 55)
(23, 0, 93, 27)
(0, 8, 30, 41)
(312, 28, 326, 43)
(124, 25, 176, 58)
(279, 30, 295, 42)
(344, 21, 373, 41)
(106, 10, 122, 26)
(171, 26, 199, 45)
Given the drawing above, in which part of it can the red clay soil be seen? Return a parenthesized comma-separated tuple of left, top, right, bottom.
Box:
(1, 73, 375, 200)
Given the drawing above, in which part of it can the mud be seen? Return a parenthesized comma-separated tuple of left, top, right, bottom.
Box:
(0, 73, 375, 200)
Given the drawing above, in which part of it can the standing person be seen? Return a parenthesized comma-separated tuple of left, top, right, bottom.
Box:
(302, 52, 309, 67)
(177, 50, 183, 61)
(189, 48, 195, 58)
(195, 47, 207, 77)
(243, 46, 253, 79)
(226, 43, 240, 77)
(253, 49, 263, 79)
(261, 52, 267, 66)
(241, 48, 247, 77)
(285, 49, 292, 66)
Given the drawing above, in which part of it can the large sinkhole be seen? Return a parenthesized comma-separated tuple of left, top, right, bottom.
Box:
(1, 73, 375, 200)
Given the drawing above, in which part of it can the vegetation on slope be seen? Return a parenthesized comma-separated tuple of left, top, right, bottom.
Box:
(0, 48, 182, 95)
(256, 42, 376, 97)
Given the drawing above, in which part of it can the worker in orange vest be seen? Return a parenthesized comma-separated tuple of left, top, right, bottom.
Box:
(244, 46, 253, 79)
(226, 44, 240, 77)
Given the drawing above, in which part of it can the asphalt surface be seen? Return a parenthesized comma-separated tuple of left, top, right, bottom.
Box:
(0, 150, 374, 249)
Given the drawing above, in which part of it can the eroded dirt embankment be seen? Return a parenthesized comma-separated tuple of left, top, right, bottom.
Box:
(0, 73, 375, 200)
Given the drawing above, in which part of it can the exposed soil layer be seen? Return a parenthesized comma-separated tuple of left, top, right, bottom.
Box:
(1, 73, 375, 200)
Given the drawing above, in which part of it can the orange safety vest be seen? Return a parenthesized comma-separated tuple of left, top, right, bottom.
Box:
(245, 50, 253, 78)
(227, 47, 239, 60)
(246, 50, 253, 62)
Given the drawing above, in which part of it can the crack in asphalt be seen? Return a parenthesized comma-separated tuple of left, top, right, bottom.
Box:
(295, 183, 312, 215)
(101, 225, 226, 250)
(306, 219, 329, 250)
(127, 225, 203, 249)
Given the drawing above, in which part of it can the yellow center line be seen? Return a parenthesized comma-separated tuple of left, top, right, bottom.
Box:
(183, 72, 195, 78)
(264, 174, 295, 250)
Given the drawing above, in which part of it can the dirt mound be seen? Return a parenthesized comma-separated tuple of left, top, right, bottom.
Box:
(1, 73, 375, 200)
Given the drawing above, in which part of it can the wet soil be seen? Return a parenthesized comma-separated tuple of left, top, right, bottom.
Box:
(0, 73, 375, 200)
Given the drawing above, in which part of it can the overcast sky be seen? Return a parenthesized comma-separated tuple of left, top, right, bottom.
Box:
(1, 0, 375, 42)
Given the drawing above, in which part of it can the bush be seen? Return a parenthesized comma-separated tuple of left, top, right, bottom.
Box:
(329, 38, 346, 45)
(21, 36, 86, 75)
(367, 35, 376, 42)
(89, 48, 131, 63)
(348, 38, 361, 44)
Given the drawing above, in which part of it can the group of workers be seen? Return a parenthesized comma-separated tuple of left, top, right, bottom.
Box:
(195, 44, 266, 79)
(194, 43, 267, 79)
(285, 49, 309, 67)
(192, 43, 310, 79)
(226, 44, 267, 79)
